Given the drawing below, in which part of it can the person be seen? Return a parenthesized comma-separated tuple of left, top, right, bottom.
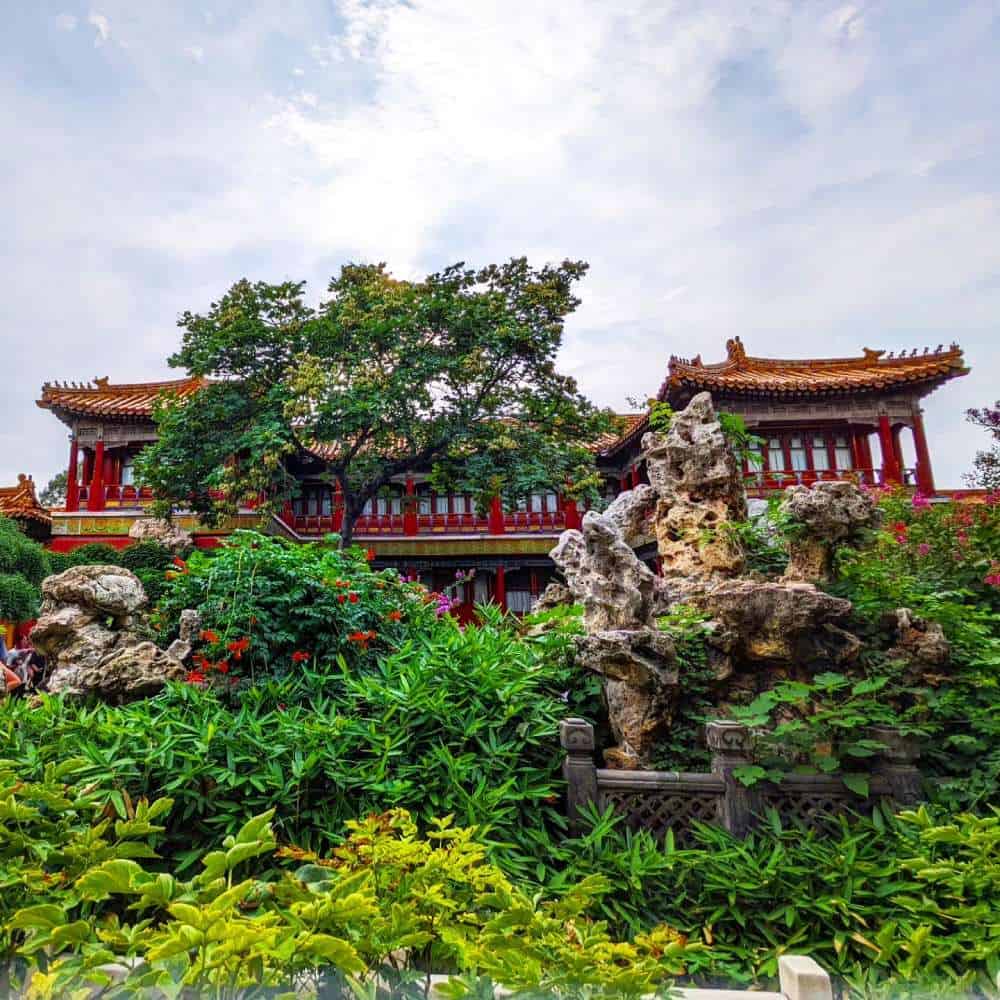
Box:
(0, 631, 8, 665)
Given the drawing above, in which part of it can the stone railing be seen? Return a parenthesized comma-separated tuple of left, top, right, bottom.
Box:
(561, 719, 921, 841)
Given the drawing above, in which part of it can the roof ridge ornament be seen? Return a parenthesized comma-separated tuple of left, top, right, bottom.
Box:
(94, 376, 110, 390)
(862, 348, 885, 361)
(725, 336, 746, 363)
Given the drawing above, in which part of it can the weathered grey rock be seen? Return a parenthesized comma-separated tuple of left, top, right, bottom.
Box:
(690, 579, 860, 666)
(178, 609, 202, 644)
(603, 485, 657, 549)
(40, 564, 146, 620)
(643, 392, 747, 579)
(48, 641, 186, 699)
(128, 517, 193, 553)
(781, 481, 881, 582)
(643, 393, 746, 507)
(575, 628, 679, 765)
(552, 512, 656, 631)
(31, 565, 186, 702)
(886, 607, 950, 674)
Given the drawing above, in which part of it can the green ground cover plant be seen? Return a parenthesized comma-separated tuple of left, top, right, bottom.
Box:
(2, 766, 693, 1000)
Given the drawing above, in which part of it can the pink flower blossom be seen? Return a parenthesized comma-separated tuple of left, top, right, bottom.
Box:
(917, 543, 931, 557)
(912, 493, 931, 510)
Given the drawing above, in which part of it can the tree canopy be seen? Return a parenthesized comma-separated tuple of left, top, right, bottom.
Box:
(137, 259, 613, 542)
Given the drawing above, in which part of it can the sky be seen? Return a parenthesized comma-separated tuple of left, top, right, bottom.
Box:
(1, 0, 998, 491)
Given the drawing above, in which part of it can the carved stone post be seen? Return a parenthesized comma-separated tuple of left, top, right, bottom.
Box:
(560, 718, 598, 833)
(707, 720, 758, 838)
(870, 726, 922, 806)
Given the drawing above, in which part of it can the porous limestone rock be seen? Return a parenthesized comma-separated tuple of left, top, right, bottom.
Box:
(780, 481, 880, 582)
(603, 484, 657, 549)
(48, 640, 187, 700)
(39, 564, 146, 622)
(31, 565, 186, 702)
(553, 511, 656, 631)
(533, 581, 573, 612)
(643, 392, 747, 579)
(551, 512, 676, 764)
(885, 607, 950, 679)
(575, 628, 679, 766)
(128, 517, 193, 553)
(690, 579, 860, 667)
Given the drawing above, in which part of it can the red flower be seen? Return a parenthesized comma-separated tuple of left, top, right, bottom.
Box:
(186, 670, 206, 685)
(386, 609, 403, 622)
(348, 631, 372, 648)
(291, 650, 310, 663)
(200, 629, 219, 644)
(337, 594, 346, 604)
(366, 549, 376, 562)
(215, 660, 230, 674)
(349, 592, 359, 604)
(172, 556, 189, 574)
(227, 637, 250, 660)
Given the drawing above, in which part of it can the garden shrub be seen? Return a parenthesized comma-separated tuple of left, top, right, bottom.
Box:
(546, 803, 1000, 996)
(0, 516, 49, 621)
(3, 769, 693, 999)
(154, 531, 443, 681)
(0, 604, 584, 882)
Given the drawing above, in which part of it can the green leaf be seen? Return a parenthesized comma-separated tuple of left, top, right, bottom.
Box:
(841, 773, 870, 797)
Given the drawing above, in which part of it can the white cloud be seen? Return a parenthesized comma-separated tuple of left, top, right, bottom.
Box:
(87, 11, 111, 46)
(2, 0, 999, 492)
(55, 13, 78, 31)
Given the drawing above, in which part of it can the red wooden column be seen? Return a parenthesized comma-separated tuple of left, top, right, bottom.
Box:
(488, 494, 505, 534)
(911, 411, 936, 496)
(403, 477, 418, 536)
(564, 495, 581, 530)
(66, 437, 80, 512)
(859, 431, 874, 473)
(631, 465, 641, 489)
(891, 425, 906, 484)
(877, 415, 901, 485)
(849, 427, 866, 478)
(86, 439, 106, 511)
(494, 565, 507, 611)
(332, 482, 344, 532)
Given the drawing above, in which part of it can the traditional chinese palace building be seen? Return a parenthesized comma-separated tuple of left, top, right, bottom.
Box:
(34, 340, 968, 612)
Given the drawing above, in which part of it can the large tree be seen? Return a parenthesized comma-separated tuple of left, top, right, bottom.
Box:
(137, 259, 613, 544)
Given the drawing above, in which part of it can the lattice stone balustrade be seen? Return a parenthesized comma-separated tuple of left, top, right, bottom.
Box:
(560, 718, 921, 841)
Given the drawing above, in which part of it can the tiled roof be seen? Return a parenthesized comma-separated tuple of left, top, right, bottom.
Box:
(37, 376, 206, 420)
(306, 413, 649, 462)
(0, 475, 51, 526)
(661, 338, 969, 399)
(592, 413, 648, 456)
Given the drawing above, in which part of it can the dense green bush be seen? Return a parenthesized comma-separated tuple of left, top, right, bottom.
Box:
(0, 606, 583, 882)
(2, 768, 692, 1000)
(154, 531, 444, 680)
(0, 516, 48, 621)
(546, 804, 1000, 996)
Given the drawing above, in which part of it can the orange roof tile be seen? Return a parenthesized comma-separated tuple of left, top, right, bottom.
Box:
(661, 338, 969, 399)
(0, 475, 51, 526)
(592, 413, 648, 456)
(37, 376, 206, 421)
